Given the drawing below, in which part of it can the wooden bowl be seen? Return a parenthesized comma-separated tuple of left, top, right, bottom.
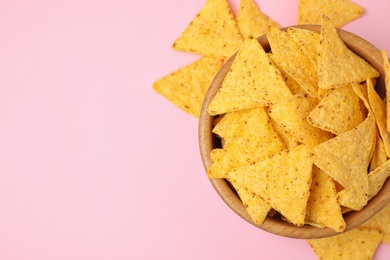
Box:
(198, 25, 390, 239)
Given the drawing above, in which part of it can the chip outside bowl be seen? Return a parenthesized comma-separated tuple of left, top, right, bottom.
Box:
(198, 24, 390, 239)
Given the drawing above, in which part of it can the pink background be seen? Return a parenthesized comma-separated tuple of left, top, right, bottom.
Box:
(0, 0, 389, 259)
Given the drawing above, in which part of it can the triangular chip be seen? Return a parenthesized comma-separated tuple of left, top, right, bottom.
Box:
(368, 159, 390, 200)
(207, 36, 293, 115)
(307, 85, 364, 135)
(270, 118, 300, 149)
(207, 107, 285, 178)
(369, 131, 387, 172)
(287, 27, 320, 70)
(305, 166, 346, 232)
(307, 227, 383, 260)
(267, 25, 318, 97)
(312, 111, 376, 210)
(361, 203, 390, 244)
(317, 16, 380, 89)
(236, 0, 280, 38)
(172, 0, 243, 59)
(153, 56, 223, 117)
(228, 145, 313, 226)
(227, 176, 272, 225)
(383, 50, 390, 132)
(268, 94, 333, 147)
(298, 0, 364, 28)
(367, 77, 390, 157)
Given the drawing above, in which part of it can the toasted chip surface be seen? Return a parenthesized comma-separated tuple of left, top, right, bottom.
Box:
(318, 16, 380, 89)
(236, 0, 280, 38)
(172, 0, 243, 59)
(307, 227, 383, 260)
(362, 203, 390, 244)
(153, 56, 223, 117)
(298, 0, 364, 28)
(307, 85, 364, 135)
(207, 36, 293, 115)
(267, 26, 318, 97)
(383, 50, 390, 132)
(228, 145, 313, 226)
(306, 166, 346, 232)
(367, 159, 390, 200)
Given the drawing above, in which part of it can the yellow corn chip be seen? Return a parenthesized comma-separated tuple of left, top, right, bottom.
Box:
(312, 110, 376, 210)
(369, 131, 387, 172)
(208, 107, 285, 178)
(267, 26, 318, 97)
(270, 118, 300, 149)
(298, 0, 364, 28)
(361, 203, 390, 244)
(368, 159, 390, 200)
(228, 145, 313, 226)
(383, 50, 390, 132)
(367, 77, 390, 157)
(307, 85, 364, 135)
(153, 56, 223, 117)
(307, 227, 383, 260)
(318, 16, 380, 89)
(306, 166, 345, 232)
(236, 0, 280, 38)
(172, 0, 243, 59)
(287, 27, 320, 70)
(227, 176, 272, 225)
(207, 36, 293, 115)
(268, 94, 333, 147)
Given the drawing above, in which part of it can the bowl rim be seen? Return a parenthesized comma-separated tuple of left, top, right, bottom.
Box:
(198, 24, 390, 239)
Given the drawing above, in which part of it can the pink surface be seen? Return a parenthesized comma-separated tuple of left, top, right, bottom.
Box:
(0, 0, 389, 259)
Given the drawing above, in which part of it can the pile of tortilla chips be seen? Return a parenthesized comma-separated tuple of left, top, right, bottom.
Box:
(153, 0, 390, 259)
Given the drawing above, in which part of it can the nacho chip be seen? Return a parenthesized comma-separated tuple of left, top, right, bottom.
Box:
(312, 110, 376, 210)
(369, 131, 387, 172)
(236, 0, 280, 38)
(306, 166, 346, 232)
(367, 77, 390, 157)
(361, 203, 390, 244)
(287, 27, 320, 70)
(267, 26, 318, 97)
(383, 50, 390, 132)
(207, 36, 293, 115)
(270, 118, 300, 149)
(318, 16, 380, 89)
(172, 0, 243, 59)
(368, 159, 390, 200)
(153, 56, 223, 117)
(227, 176, 272, 225)
(298, 0, 364, 28)
(228, 145, 313, 226)
(307, 227, 383, 260)
(268, 94, 333, 147)
(307, 85, 364, 135)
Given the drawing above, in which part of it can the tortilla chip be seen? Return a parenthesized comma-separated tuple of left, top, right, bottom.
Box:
(268, 94, 333, 147)
(208, 107, 285, 178)
(236, 0, 280, 38)
(228, 145, 313, 226)
(287, 27, 320, 70)
(317, 16, 380, 89)
(153, 56, 223, 117)
(270, 118, 300, 149)
(267, 25, 318, 97)
(306, 166, 346, 232)
(307, 85, 364, 135)
(298, 0, 364, 28)
(369, 131, 387, 172)
(227, 176, 272, 225)
(368, 159, 390, 200)
(361, 203, 390, 244)
(307, 227, 383, 260)
(207, 36, 293, 115)
(312, 111, 376, 210)
(172, 0, 243, 59)
(383, 50, 390, 132)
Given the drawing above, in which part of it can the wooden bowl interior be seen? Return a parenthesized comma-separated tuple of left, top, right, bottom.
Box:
(198, 25, 390, 239)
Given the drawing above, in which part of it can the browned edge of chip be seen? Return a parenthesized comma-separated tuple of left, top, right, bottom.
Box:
(198, 24, 389, 239)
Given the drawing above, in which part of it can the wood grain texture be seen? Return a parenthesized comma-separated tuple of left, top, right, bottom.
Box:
(198, 25, 390, 239)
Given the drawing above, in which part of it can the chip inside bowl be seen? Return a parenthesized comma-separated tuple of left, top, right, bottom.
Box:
(205, 16, 390, 233)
